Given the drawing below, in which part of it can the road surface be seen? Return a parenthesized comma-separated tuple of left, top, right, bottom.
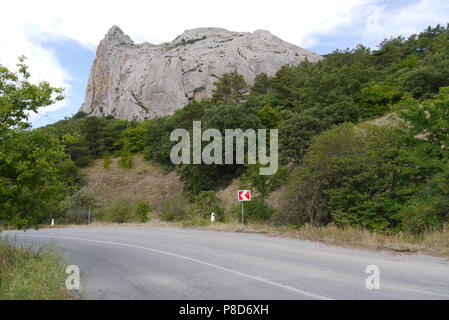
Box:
(3, 226, 449, 299)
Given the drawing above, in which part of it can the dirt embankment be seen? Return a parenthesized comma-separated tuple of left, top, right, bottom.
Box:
(80, 155, 182, 213)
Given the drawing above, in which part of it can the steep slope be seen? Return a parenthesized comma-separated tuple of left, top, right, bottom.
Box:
(80, 26, 322, 120)
(81, 156, 182, 213)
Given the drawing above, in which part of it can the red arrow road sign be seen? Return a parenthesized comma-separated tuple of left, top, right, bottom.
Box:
(238, 190, 251, 201)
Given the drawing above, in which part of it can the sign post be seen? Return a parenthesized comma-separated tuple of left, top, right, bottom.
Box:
(238, 190, 251, 225)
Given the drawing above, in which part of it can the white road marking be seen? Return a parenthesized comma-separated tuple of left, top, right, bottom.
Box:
(16, 234, 332, 300)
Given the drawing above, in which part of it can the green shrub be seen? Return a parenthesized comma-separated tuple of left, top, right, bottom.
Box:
(274, 166, 327, 227)
(400, 168, 449, 233)
(103, 198, 134, 223)
(190, 191, 226, 221)
(231, 196, 273, 223)
(58, 188, 98, 224)
(103, 151, 111, 169)
(161, 194, 189, 221)
(135, 200, 151, 223)
(119, 140, 133, 169)
(400, 197, 446, 234)
(119, 151, 133, 169)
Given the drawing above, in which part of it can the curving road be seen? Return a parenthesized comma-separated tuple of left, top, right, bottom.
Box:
(3, 226, 449, 300)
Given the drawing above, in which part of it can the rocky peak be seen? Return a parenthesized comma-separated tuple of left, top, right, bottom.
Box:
(102, 25, 134, 47)
(80, 26, 322, 121)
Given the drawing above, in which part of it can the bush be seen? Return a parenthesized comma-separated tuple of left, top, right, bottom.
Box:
(103, 198, 134, 223)
(275, 166, 328, 227)
(135, 200, 151, 223)
(119, 150, 133, 169)
(400, 197, 446, 234)
(58, 188, 98, 225)
(245, 196, 273, 222)
(190, 191, 226, 221)
(231, 196, 273, 224)
(400, 168, 449, 233)
(103, 151, 111, 169)
(118, 139, 133, 169)
(161, 194, 189, 221)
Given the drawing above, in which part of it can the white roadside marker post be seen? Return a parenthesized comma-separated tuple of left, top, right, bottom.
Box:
(88, 205, 91, 225)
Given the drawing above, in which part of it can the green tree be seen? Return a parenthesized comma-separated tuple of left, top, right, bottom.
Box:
(0, 130, 72, 229)
(144, 116, 176, 168)
(251, 73, 271, 95)
(400, 167, 449, 233)
(0, 60, 71, 229)
(61, 132, 80, 158)
(396, 87, 449, 153)
(281, 123, 406, 231)
(116, 121, 148, 153)
(178, 101, 262, 195)
(239, 163, 287, 199)
(211, 73, 249, 103)
(0, 56, 64, 135)
(257, 105, 282, 128)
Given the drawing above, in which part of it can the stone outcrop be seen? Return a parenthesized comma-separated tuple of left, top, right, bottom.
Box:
(79, 26, 322, 120)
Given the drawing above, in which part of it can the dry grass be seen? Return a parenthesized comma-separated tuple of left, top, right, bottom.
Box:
(216, 178, 240, 209)
(81, 155, 182, 213)
(0, 237, 74, 300)
(371, 112, 400, 127)
(215, 178, 286, 209)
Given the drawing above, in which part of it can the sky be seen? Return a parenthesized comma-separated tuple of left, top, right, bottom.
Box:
(1, 0, 449, 128)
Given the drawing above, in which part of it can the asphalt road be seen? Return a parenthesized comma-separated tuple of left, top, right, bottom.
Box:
(3, 226, 449, 300)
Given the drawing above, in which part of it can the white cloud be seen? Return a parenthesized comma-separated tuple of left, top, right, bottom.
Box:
(0, 25, 72, 122)
(301, 0, 449, 50)
(1, 0, 449, 123)
(369, 0, 449, 46)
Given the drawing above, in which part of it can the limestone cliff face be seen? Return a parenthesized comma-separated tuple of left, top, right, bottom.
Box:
(80, 26, 322, 120)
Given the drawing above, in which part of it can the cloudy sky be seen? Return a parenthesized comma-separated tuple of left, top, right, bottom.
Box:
(1, 0, 449, 127)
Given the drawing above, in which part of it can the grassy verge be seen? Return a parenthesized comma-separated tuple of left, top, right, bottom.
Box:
(0, 237, 74, 300)
(46, 219, 449, 259)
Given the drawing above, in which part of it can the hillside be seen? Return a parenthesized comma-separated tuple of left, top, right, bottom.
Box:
(8, 23, 449, 235)
(80, 155, 286, 213)
(80, 155, 182, 213)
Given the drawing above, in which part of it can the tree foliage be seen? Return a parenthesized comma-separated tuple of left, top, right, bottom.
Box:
(0, 59, 76, 229)
(0, 130, 75, 229)
(0, 56, 63, 135)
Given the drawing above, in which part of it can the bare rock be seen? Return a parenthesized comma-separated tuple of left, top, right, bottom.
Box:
(80, 26, 322, 121)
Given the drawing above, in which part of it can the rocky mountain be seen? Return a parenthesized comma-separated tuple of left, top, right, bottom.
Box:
(79, 26, 322, 121)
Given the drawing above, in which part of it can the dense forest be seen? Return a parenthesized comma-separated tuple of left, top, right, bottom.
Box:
(2, 24, 449, 233)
